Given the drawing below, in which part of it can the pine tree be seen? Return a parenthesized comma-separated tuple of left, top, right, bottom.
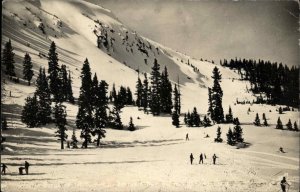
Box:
(207, 88, 213, 117)
(36, 68, 52, 125)
(128, 117, 136, 131)
(191, 107, 201, 127)
(278, 107, 283, 114)
(215, 126, 223, 142)
(225, 106, 233, 123)
(160, 66, 172, 113)
(294, 121, 299, 132)
(203, 115, 212, 127)
(286, 119, 293, 131)
(59, 64, 69, 101)
(47, 41, 61, 102)
(109, 106, 123, 129)
(276, 117, 283, 129)
(184, 113, 187, 125)
(2, 39, 16, 76)
(93, 80, 108, 146)
(210, 67, 224, 123)
(111, 83, 117, 103)
(76, 58, 93, 148)
(226, 128, 234, 145)
(54, 102, 67, 149)
(253, 113, 261, 126)
(22, 53, 34, 85)
(91, 73, 99, 109)
(150, 58, 161, 115)
(21, 95, 39, 127)
(126, 87, 133, 105)
(172, 111, 180, 128)
(173, 84, 181, 115)
(141, 73, 149, 112)
(233, 124, 244, 143)
(135, 75, 143, 107)
(233, 117, 240, 126)
(67, 71, 74, 103)
(262, 113, 268, 126)
(187, 111, 193, 127)
(70, 128, 78, 149)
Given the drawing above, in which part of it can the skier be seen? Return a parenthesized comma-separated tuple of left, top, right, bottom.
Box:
(186, 133, 189, 141)
(190, 153, 194, 165)
(280, 177, 290, 192)
(1, 163, 7, 175)
(279, 147, 285, 153)
(199, 153, 204, 164)
(212, 154, 218, 165)
(24, 161, 30, 175)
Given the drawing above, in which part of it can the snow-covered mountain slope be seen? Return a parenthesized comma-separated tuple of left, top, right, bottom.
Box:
(1, 0, 299, 192)
(1, 0, 255, 112)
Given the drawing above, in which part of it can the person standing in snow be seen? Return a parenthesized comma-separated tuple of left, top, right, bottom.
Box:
(24, 161, 30, 175)
(190, 153, 194, 165)
(199, 153, 204, 164)
(1, 163, 7, 175)
(212, 154, 218, 165)
(186, 133, 189, 141)
(280, 177, 290, 192)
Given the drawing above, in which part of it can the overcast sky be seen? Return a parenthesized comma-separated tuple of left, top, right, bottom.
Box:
(91, 0, 299, 67)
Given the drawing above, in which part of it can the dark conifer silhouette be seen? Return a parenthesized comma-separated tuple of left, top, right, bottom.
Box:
(160, 66, 172, 113)
(128, 117, 136, 131)
(210, 67, 224, 123)
(215, 126, 223, 142)
(253, 113, 261, 126)
(172, 111, 180, 128)
(22, 53, 34, 85)
(150, 59, 161, 115)
(70, 128, 78, 149)
(2, 39, 16, 76)
(54, 103, 68, 149)
(286, 119, 293, 131)
(21, 95, 39, 127)
(276, 117, 283, 129)
(294, 121, 299, 132)
(135, 75, 143, 107)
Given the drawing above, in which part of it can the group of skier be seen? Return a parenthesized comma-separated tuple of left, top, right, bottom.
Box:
(1, 161, 30, 175)
(189, 153, 218, 165)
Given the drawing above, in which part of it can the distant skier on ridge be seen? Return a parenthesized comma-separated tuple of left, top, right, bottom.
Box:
(190, 153, 194, 165)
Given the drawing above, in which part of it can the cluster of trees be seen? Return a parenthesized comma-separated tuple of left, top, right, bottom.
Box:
(109, 84, 133, 110)
(253, 113, 268, 126)
(276, 117, 298, 131)
(221, 58, 299, 108)
(136, 59, 177, 116)
(2, 39, 35, 85)
(226, 118, 244, 146)
(183, 108, 212, 127)
(208, 67, 224, 123)
(21, 42, 74, 128)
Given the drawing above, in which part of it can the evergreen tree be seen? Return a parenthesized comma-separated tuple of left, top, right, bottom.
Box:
(172, 111, 180, 128)
(141, 73, 149, 112)
(93, 80, 108, 147)
(173, 84, 181, 115)
(225, 106, 233, 123)
(109, 106, 123, 129)
(191, 107, 201, 127)
(202, 115, 211, 127)
(233, 124, 244, 143)
(184, 113, 187, 124)
(207, 88, 213, 117)
(253, 113, 261, 126)
(215, 126, 223, 142)
(126, 87, 133, 105)
(128, 117, 136, 131)
(67, 71, 75, 103)
(187, 111, 193, 127)
(36, 68, 52, 125)
(160, 66, 172, 113)
(262, 113, 268, 126)
(76, 58, 93, 148)
(21, 95, 39, 127)
(91, 73, 99, 109)
(276, 117, 283, 129)
(294, 121, 299, 132)
(233, 117, 240, 126)
(54, 102, 68, 149)
(226, 128, 234, 145)
(286, 119, 293, 131)
(2, 39, 16, 76)
(135, 75, 143, 107)
(22, 53, 34, 85)
(111, 83, 117, 102)
(59, 64, 69, 101)
(47, 41, 61, 102)
(278, 107, 283, 114)
(150, 59, 161, 115)
(210, 67, 224, 123)
(70, 128, 78, 149)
